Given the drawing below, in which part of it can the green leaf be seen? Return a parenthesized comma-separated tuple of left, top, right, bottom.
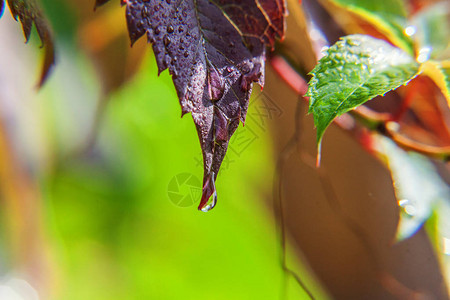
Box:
(376, 136, 450, 241)
(325, 0, 414, 54)
(306, 34, 419, 153)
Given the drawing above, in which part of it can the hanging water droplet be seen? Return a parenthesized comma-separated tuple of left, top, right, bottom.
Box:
(200, 191, 217, 212)
(198, 173, 217, 212)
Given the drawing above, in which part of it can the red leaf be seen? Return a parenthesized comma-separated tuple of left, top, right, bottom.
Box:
(97, 0, 286, 211)
(2, 0, 55, 87)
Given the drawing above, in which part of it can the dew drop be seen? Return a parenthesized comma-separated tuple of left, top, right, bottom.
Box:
(164, 35, 171, 46)
(199, 173, 217, 212)
(398, 199, 416, 216)
(404, 25, 416, 37)
(142, 6, 149, 18)
(200, 193, 217, 212)
(164, 54, 171, 66)
(167, 25, 174, 33)
(417, 47, 431, 63)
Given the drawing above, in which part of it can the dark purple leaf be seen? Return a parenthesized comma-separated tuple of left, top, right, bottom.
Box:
(2, 0, 55, 87)
(97, 0, 286, 211)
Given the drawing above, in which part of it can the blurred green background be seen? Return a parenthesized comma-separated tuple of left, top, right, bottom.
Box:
(0, 1, 327, 299)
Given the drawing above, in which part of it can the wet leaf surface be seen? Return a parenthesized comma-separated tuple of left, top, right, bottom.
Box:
(306, 34, 419, 157)
(96, 0, 286, 211)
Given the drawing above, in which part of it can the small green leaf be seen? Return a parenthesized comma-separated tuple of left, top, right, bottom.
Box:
(326, 0, 414, 54)
(306, 34, 419, 152)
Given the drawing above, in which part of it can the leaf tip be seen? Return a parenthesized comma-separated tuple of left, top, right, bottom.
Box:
(36, 38, 55, 88)
(198, 173, 217, 212)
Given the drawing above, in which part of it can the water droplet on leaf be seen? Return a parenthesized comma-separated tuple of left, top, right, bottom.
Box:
(398, 199, 416, 217)
(164, 35, 171, 46)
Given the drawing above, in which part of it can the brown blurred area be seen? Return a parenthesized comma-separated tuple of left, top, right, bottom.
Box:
(262, 1, 450, 298)
(264, 66, 449, 299)
(263, 10, 449, 300)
